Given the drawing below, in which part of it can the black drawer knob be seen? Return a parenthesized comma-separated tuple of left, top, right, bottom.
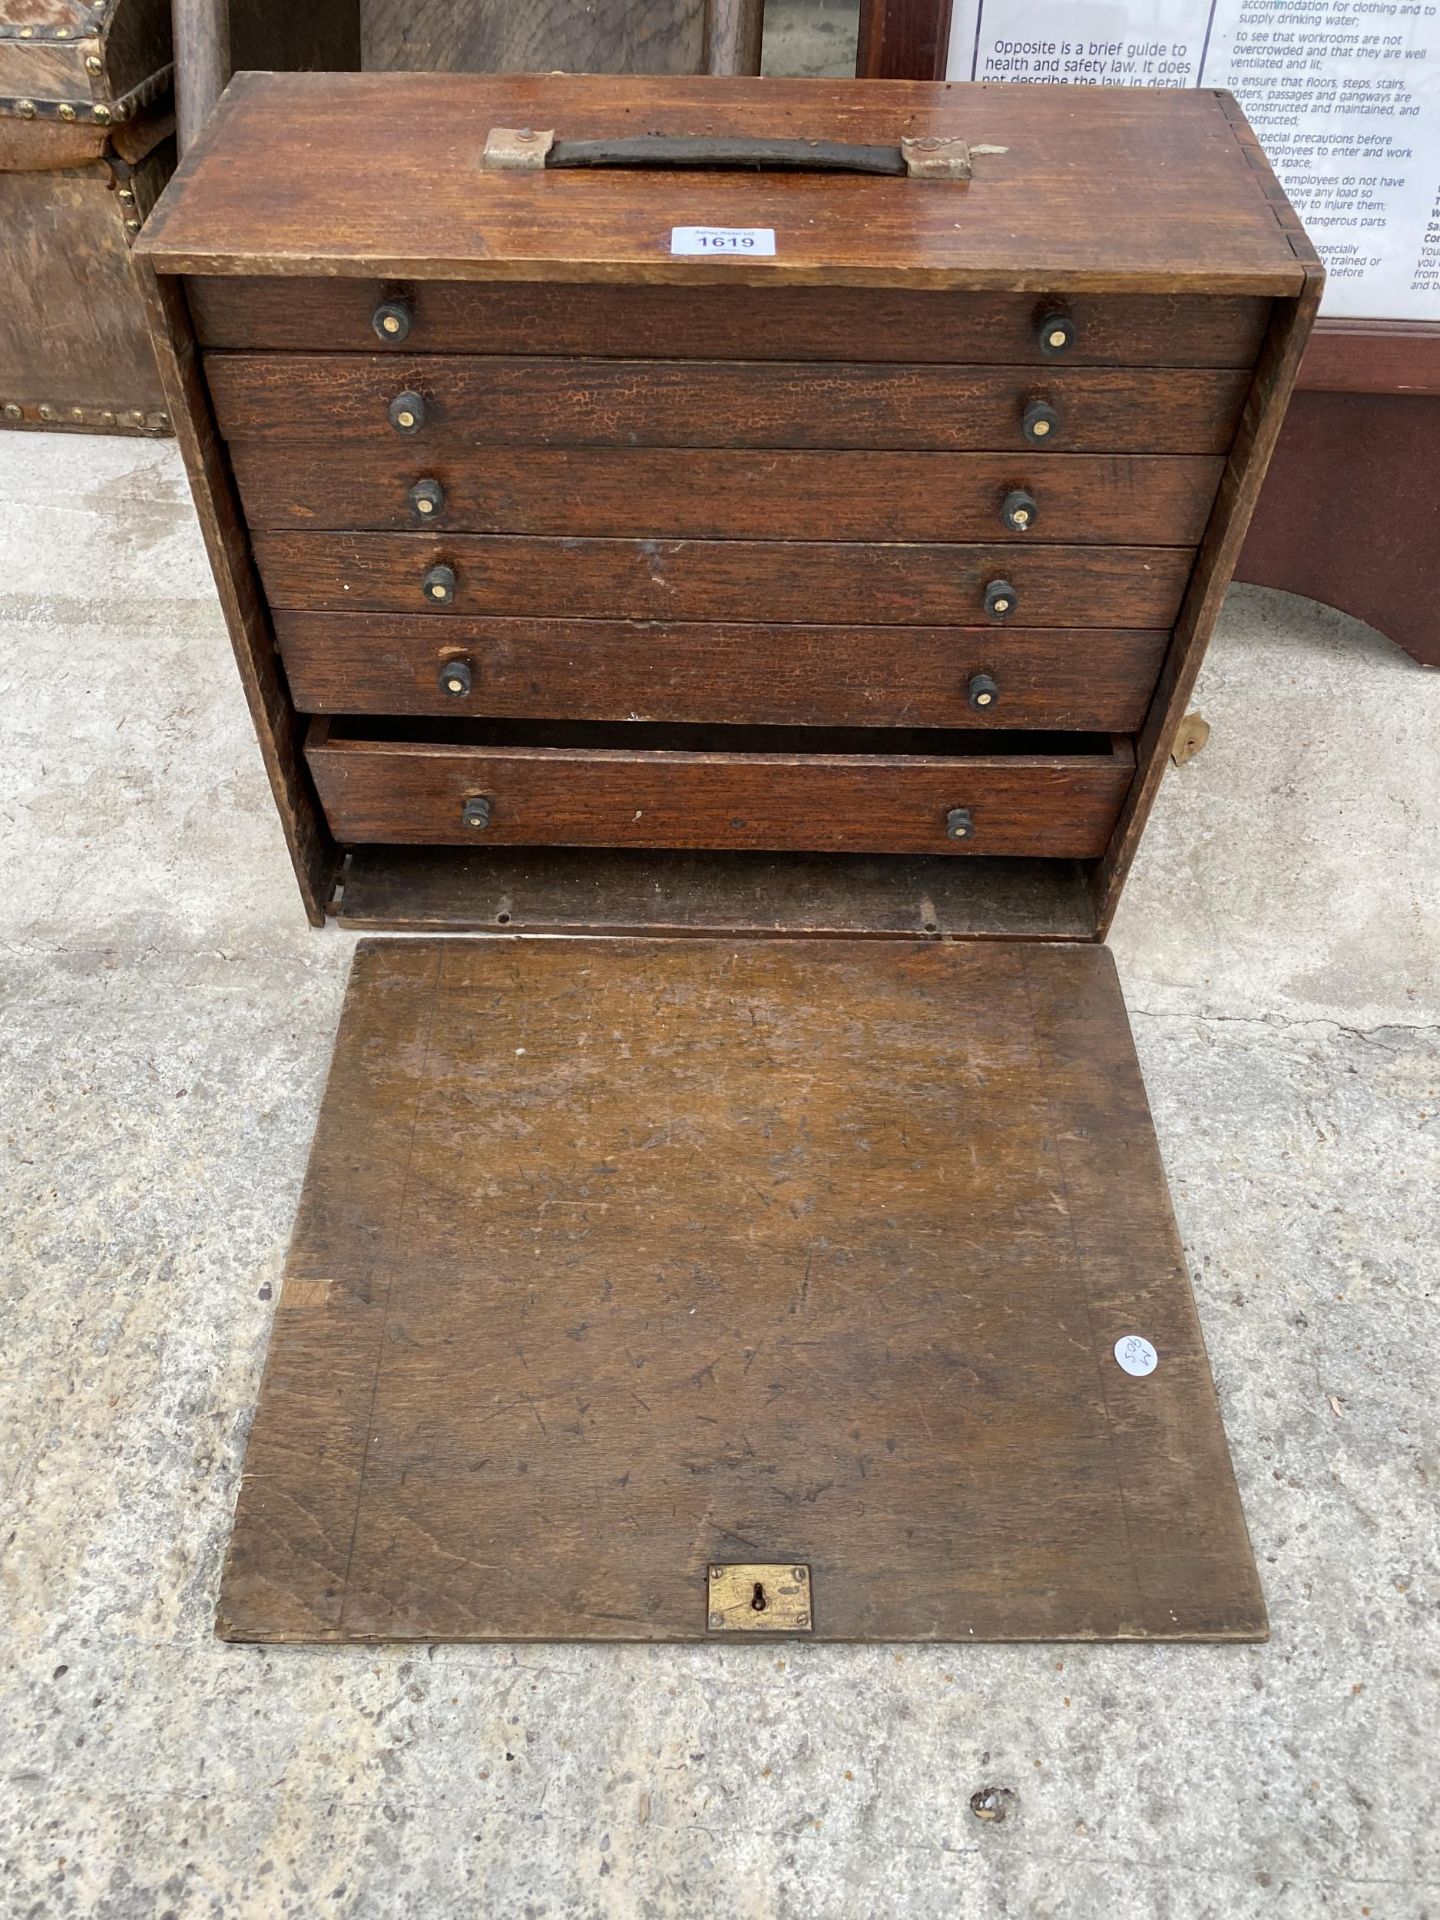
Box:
(408, 476, 445, 520)
(438, 657, 473, 698)
(983, 579, 1017, 620)
(1021, 400, 1059, 445)
(388, 390, 426, 434)
(1037, 312, 1075, 356)
(946, 807, 974, 841)
(373, 298, 413, 343)
(461, 795, 492, 831)
(1001, 488, 1037, 533)
(968, 672, 1000, 711)
(422, 563, 457, 605)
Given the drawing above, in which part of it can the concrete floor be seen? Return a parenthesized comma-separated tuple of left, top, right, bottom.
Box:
(0, 429, 1436, 1919)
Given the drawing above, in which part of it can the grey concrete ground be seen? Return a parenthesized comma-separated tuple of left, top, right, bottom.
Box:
(0, 428, 1436, 1920)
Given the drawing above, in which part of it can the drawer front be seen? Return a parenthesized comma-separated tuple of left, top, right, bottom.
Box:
(230, 443, 1226, 545)
(306, 728, 1136, 858)
(190, 277, 1272, 368)
(254, 534, 1195, 629)
(277, 612, 1170, 733)
(208, 355, 1250, 455)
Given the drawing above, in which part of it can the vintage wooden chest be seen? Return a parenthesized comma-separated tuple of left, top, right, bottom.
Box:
(135, 74, 1320, 1645)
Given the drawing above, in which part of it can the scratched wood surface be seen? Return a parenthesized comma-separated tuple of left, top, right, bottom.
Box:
(137, 74, 1307, 293)
(255, 533, 1194, 629)
(336, 847, 1099, 940)
(305, 718, 1134, 855)
(207, 355, 1250, 455)
(218, 936, 1266, 1642)
(187, 278, 1271, 366)
(276, 612, 1169, 731)
(230, 446, 1226, 546)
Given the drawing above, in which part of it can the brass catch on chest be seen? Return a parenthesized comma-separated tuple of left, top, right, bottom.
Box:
(707, 1563, 813, 1632)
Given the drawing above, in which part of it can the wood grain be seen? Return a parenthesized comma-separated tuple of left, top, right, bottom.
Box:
(857, 0, 954, 81)
(136, 267, 336, 922)
(231, 444, 1226, 545)
(362, 0, 710, 77)
(217, 936, 1266, 1642)
(1237, 391, 1440, 670)
(255, 532, 1195, 629)
(187, 277, 1272, 367)
(276, 611, 1170, 731)
(136, 73, 1309, 293)
(304, 717, 1135, 855)
(337, 845, 1100, 939)
(1092, 96, 1323, 929)
(206, 353, 1250, 455)
(1298, 317, 1440, 396)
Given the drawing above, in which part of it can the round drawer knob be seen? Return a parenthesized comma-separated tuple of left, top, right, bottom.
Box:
(1021, 399, 1059, 445)
(372, 298, 413, 343)
(946, 807, 974, 841)
(438, 657, 473, 698)
(983, 578, 1017, 620)
(461, 794, 492, 831)
(1001, 488, 1037, 533)
(388, 390, 426, 434)
(408, 476, 445, 520)
(968, 671, 1000, 711)
(422, 563, 457, 605)
(1037, 312, 1075, 356)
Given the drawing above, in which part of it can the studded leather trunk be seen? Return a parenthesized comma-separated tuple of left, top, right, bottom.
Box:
(0, 0, 359, 436)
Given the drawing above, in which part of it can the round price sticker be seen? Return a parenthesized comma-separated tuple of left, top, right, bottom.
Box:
(1114, 1334, 1158, 1378)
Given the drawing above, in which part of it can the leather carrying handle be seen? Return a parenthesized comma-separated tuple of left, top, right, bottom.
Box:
(483, 128, 972, 180)
(549, 135, 909, 176)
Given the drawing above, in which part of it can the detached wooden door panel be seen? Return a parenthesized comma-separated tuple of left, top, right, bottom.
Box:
(218, 937, 1266, 1644)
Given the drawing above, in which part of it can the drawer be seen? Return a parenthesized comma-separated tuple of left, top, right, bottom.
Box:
(254, 534, 1195, 629)
(189, 277, 1272, 368)
(276, 612, 1170, 733)
(305, 718, 1136, 857)
(230, 444, 1226, 545)
(207, 355, 1251, 455)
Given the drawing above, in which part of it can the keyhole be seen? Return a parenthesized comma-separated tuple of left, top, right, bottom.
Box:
(751, 1581, 768, 1613)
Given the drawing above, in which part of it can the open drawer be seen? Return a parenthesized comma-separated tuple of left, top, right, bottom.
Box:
(306, 718, 1137, 858)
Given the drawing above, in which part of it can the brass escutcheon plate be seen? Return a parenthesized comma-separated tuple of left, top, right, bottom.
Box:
(707, 1563, 812, 1633)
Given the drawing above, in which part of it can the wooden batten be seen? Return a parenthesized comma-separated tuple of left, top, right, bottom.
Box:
(137, 266, 337, 921)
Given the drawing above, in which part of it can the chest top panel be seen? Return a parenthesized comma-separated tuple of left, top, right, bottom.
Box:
(137, 72, 1309, 294)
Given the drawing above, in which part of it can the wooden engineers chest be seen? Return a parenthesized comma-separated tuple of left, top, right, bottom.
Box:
(135, 74, 1321, 1646)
